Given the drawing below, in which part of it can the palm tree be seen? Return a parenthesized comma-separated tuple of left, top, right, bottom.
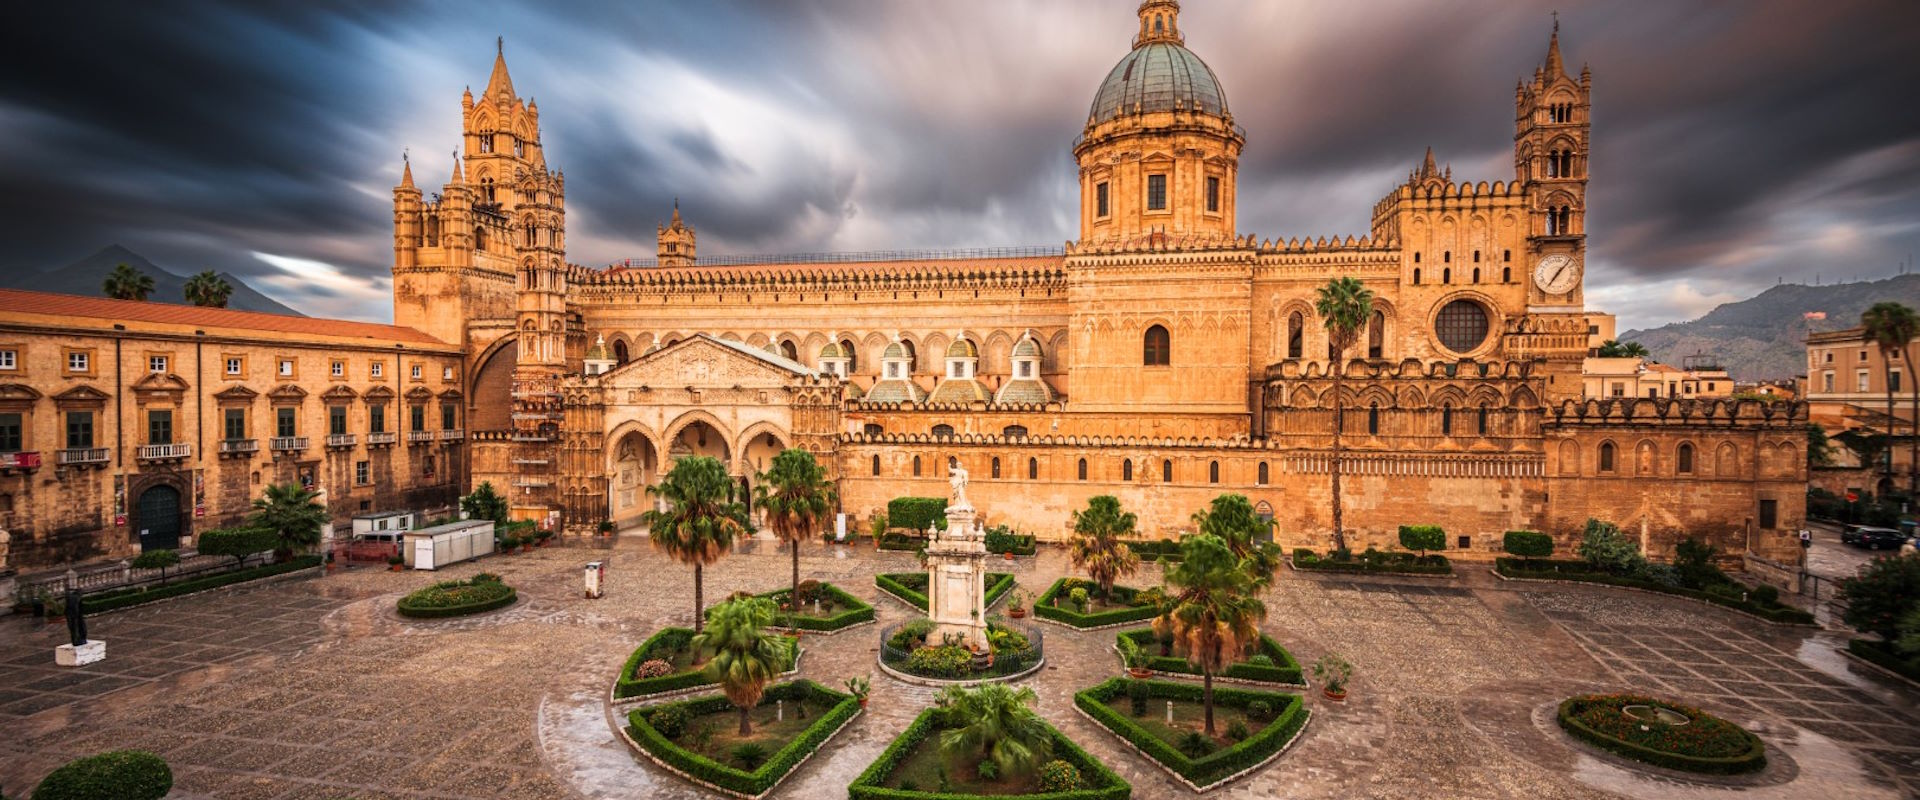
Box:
(184, 270, 234, 308)
(1314, 276, 1375, 553)
(643, 455, 746, 631)
(102, 263, 155, 301)
(1595, 340, 1650, 358)
(1156, 534, 1266, 736)
(249, 482, 327, 559)
(1068, 495, 1140, 601)
(1190, 493, 1280, 588)
(935, 683, 1053, 779)
(754, 448, 836, 611)
(1863, 302, 1920, 497)
(693, 596, 793, 735)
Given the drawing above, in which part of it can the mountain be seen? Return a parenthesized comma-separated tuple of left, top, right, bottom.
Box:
(1620, 274, 1920, 382)
(3, 244, 303, 316)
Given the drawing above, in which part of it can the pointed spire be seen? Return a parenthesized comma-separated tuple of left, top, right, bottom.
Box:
(671, 197, 682, 224)
(1544, 13, 1566, 78)
(399, 150, 415, 189)
(449, 150, 463, 185)
(1416, 146, 1440, 181)
(484, 37, 516, 100)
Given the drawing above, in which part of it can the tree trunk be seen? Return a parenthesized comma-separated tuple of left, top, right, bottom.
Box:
(1889, 360, 1898, 493)
(693, 563, 705, 632)
(739, 705, 752, 736)
(1202, 665, 1216, 737)
(1330, 360, 1346, 553)
(791, 533, 801, 613)
(1909, 344, 1917, 499)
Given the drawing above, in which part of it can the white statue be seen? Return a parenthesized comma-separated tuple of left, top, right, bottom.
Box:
(948, 456, 971, 510)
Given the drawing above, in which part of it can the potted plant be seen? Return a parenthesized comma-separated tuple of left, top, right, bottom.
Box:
(1125, 644, 1154, 679)
(1008, 591, 1028, 619)
(386, 554, 405, 572)
(1313, 653, 1353, 702)
(325, 551, 338, 573)
(498, 535, 518, 554)
(597, 520, 614, 538)
(845, 676, 872, 708)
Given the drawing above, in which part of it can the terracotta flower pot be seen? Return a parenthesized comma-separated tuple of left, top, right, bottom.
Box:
(389, 564, 403, 572)
(1128, 667, 1154, 679)
(1323, 687, 1347, 702)
(1004, 553, 1014, 560)
(858, 697, 870, 709)
(1009, 608, 1026, 619)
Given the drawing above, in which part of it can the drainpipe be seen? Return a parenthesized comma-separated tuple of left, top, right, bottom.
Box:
(112, 327, 124, 464)
(195, 331, 204, 458)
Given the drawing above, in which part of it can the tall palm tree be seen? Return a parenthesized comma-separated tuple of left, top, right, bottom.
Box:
(935, 683, 1053, 780)
(1190, 493, 1280, 589)
(249, 482, 327, 559)
(755, 448, 836, 610)
(643, 455, 746, 631)
(1069, 494, 1139, 600)
(1596, 340, 1649, 358)
(102, 263, 155, 301)
(1863, 302, 1920, 497)
(1156, 533, 1266, 736)
(184, 270, 234, 308)
(1315, 276, 1375, 553)
(693, 596, 793, 735)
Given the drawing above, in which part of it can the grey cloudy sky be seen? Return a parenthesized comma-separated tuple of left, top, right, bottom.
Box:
(3, 0, 1917, 330)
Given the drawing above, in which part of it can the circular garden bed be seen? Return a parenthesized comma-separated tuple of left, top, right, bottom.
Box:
(1556, 694, 1765, 775)
(397, 573, 518, 619)
(878, 619, 1043, 683)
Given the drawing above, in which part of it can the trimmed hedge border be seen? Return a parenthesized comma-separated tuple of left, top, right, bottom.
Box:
(1113, 629, 1306, 687)
(396, 579, 518, 619)
(848, 706, 1132, 800)
(1492, 558, 1816, 626)
(1845, 638, 1920, 687)
(620, 680, 860, 800)
(80, 556, 322, 614)
(1032, 578, 1160, 630)
(738, 582, 875, 634)
(1555, 695, 1766, 775)
(1289, 549, 1454, 576)
(31, 749, 173, 800)
(1073, 677, 1310, 792)
(613, 627, 802, 701)
(1119, 539, 1184, 563)
(874, 572, 1015, 612)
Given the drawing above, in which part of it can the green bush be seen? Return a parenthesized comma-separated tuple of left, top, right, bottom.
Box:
(1672, 537, 1726, 590)
(1751, 584, 1780, 606)
(848, 707, 1130, 800)
(81, 556, 320, 614)
(877, 572, 1015, 611)
(1074, 677, 1308, 790)
(984, 525, 1038, 555)
(1495, 558, 1815, 625)
(1397, 525, 1445, 555)
(740, 581, 875, 631)
(1840, 553, 1920, 640)
(1033, 577, 1160, 629)
(1038, 759, 1081, 792)
(1115, 628, 1304, 685)
(1290, 548, 1451, 575)
(1120, 538, 1186, 562)
(196, 526, 278, 564)
(32, 750, 172, 800)
(627, 681, 860, 797)
(1501, 530, 1554, 561)
(905, 645, 973, 678)
(1127, 679, 1151, 716)
(1576, 518, 1645, 574)
(1177, 731, 1215, 758)
(396, 577, 517, 619)
(130, 549, 180, 571)
(1556, 694, 1765, 774)
(1069, 587, 1089, 611)
(1225, 720, 1250, 743)
(731, 743, 769, 769)
(1246, 700, 1274, 722)
(887, 497, 949, 533)
(648, 705, 691, 739)
(1847, 638, 1920, 682)
(614, 627, 799, 699)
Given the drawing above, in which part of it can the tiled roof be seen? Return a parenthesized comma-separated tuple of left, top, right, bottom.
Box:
(866, 378, 926, 405)
(0, 289, 452, 349)
(928, 378, 991, 405)
(995, 378, 1055, 405)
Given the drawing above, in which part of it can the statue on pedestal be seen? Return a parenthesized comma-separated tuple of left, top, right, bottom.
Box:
(926, 457, 988, 651)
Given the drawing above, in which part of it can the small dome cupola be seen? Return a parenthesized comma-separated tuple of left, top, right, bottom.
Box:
(817, 341, 850, 378)
(1135, 0, 1183, 47)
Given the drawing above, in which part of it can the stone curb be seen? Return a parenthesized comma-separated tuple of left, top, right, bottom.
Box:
(611, 695, 863, 800)
(874, 653, 1046, 687)
(1838, 647, 1920, 691)
(1106, 643, 1310, 690)
(1032, 613, 1157, 632)
(1486, 569, 1822, 628)
(1283, 558, 1458, 579)
(609, 648, 806, 709)
(88, 563, 323, 617)
(768, 617, 877, 638)
(1072, 700, 1313, 793)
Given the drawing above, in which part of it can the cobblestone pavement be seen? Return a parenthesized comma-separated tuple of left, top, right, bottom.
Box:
(1, 539, 1916, 799)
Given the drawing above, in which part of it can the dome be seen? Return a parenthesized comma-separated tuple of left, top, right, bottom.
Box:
(819, 341, 844, 359)
(1012, 335, 1042, 359)
(945, 339, 979, 359)
(883, 340, 910, 360)
(584, 334, 609, 362)
(1087, 42, 1228, 126)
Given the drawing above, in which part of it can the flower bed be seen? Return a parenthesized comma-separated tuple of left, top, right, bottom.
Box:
(738, 581, 875, 633)
(623, 680, 860, 798)
(1074, 678, 1308, 791)
(1495, 558, 1815, 625)
(1847, 638, 1920, 683)
(1032, 578, 1159, 629)
(879, 619, 1044, 682)
(1555, 694, 1766, 775)
(80, 556, 322, 614)
(395, 574, 517, 619)
(848, 707, 1131, 800)
(1291, 548, 1452, 575)
(615, 627, 802, 700)
(875, 572, 1016, 612)
(1114, 629, 1304, 686)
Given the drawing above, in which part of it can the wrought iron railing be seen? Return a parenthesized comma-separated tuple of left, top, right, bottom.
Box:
(607, 245, 1065, 270)
(136, 443, 191, 460)
(877, 620, 1044, 680)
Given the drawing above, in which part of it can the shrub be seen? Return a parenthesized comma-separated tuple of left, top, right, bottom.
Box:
(1495, 558, 1815, 625)
(1037, 759, 1081, 792)
(1074, 678, 1307, 790)
(1177, 730, 1216, 758)
(984, 525, 1037, 555)
(889, 619, 936, 650)
(473, 572, 502, 583)
(1502, 530, 1554, 562)
(130, 549, 180, 572)
(1226, 720, 1250, 742)
(1751, 584, 1780, 606)
(637, 659, 674, 679)
(1577, 518, 1645, 574)
(648, 705, 691, 740)
(32, 750, 172, 800)
(396, 577, 516, 619)
(1247, 699, 1275, 722)
(1247, 654, 1274, 667)
(1841, 553, 1920, 640)
(1033, 577, 1161, 628)
(905, 645, 973, 678)
(1673, 537, 1725, 590)
(629, 681, 860, 797)
(975, 758, 1000, 781)
(1070, 586, 1090, 611)
(196, 527, 278, 565)
(887, 497, 948, 533)
(1128, 679, 1151, 716)
(794, 579, 821, 604)
(1397, 525, 1445, 555)
(731, 743, 769, 770)
(1556, 694, 1765, 774)
(461, 481, 509, 525)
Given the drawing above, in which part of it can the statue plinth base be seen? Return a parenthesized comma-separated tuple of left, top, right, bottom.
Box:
(55, 639, 104, 667)
(926, 505, 988, 652)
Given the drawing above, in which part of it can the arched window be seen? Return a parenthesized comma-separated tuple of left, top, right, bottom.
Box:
(871, 454, 880, 476)
(524, 224, 537, 247)
(1077, 458, 1088, 481)
(1477, 404, 1490, 436)
(1472, 268, 1480, 283)
(1256, 462, 1269, 486)
(1367, 311, 1384, 359)
(1208, 461, 1220, 484)
(1367, 403, 1380, 435)
(1003, 425, 1028, 438)
(1599, 442, 1616, 472)
(863, 423, 884, 436)
(1473, 250, 1481, 263)
(931, 424, 955, 438)
(1441, 405, 1453, 436)
(841, 339, 858, 372)
(1143, 325, 1171, 366)
(1443, 268, 1451, 284)
(912, 455, 922, 476)
(992, 457, 1002, 479)
(1287, 312, 1304, 359)
(613, 340, 629, 364)
(1123, 460, 1133, 481)
(1413, 268, 1421, 285)
(1155, 15, 1164, 33)
(1028, 457, 1038, 480)
(1414, 252, 1422, 264)
(474, 225, 489, 251)
(779, 341, 798, 361)
(1502, 266, 1511, 283)
(1677, 443, 1694, 474)
(1162, 459, 1173, 482)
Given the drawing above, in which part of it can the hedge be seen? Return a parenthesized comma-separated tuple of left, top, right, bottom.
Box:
(1119, 539, 1185, 562)
(1033, 578, 1160, 628)
(196, 526, 279, 562)
(1848, 638, 1920, 683)
(1494, 558, 1816, 625)
(875, 572, 1015, 612)
(849, 706, 1131, 800)
(878, 532, 926, 551)
(1290, 548, 1452, 575)
(615, 627, 800, 699)
(887, 497, 949, 533)
(32, 750, 172, 800)
(1555, 695, 1766, 774)
(625, 680, 859, 797)
(734, 582, 875, 632)
(984, 526, 1038, 556)
(1074, 678, 1308, 790)
(396, 577, 518, 619)
(1115, 629, 1304, 685)
(1502, 530, 1554, 563)
(1397, 525, 1446, 554)
(80, 556, 321, 614)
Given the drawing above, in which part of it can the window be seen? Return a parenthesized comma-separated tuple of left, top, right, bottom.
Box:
(913, 455, 921, 476)
(871, 455, 881, 476)
(66, 411, 93, 449)
(441, 404, 458, 430)
(1502, 267, 1511, 283)
(1677, 443, 1694, 474)
(355, 460, 370, 485)
(1457, 535, 1472, 550)
(225, 357, 243, 376)
(443, 366, 455, 381)
(331, 360, 345, 378)
(887, 363, 901, 379)
(1162, 459, 1173, 482)
(411, 364, 423, 380)
(1598, 442, 1615, 472)
(1143, 324, 1171, 366)
(1208, 461, 1220, 483)
(1003, 425, 1028, 438)
(0, 413, 20, 451)
(1472, 268, 1480, 283)
(224, 408, 246, 440)
(1367, 403, 1379, 435)
(329, 406, 347, 435)
(1441, 405, 1453, 436)
(368, 404, 386, 434)
(931, 424, 955, 438)
(410, 405, 426, 432)
(1758, 498, 1777, 530)
(1443, 268, 1451, 284)
(149, 355, 168, 373)
(1287, 312, 1303, 359)
(1205, 176, 1220, 212)
(1857, 370, 1871, 392)
(1435, 300, 1490, 353)
(1096, 181, 1110, 218)
(278, 359, 294, 377)
(479, 135, 492, 154)
(863, 423, 884, 436)
(1017, 361, 1032, 378)
(0, 349, 15, 370)
(1444, 251, 1452, 264)
(1028, 458, 1038, 479)
(1822, 372, 1834, 393)
(1146, 174, 1167, 210)
(1123, 460, 1133, 481)
(1257, 462, 1269, 485)
(1077, 458, 1088, 480)
(1894, 370, 1904, 393)
(277, 407, 296, 438)
(1412, 268, 1421, 285)
(1367, 311, 1384, 359)
(66, 350, 89, 373)
(991, 457, 1001, 479)
(148, 409, 173, 445)
(1477, 405, 1490, 436)
(370, 362, 384, 379)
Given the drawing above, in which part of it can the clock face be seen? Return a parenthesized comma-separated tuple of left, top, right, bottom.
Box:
(1533, 254, 1580, 295)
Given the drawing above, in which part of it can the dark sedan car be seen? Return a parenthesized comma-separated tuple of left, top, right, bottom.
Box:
(1840, 525, 1909, 550)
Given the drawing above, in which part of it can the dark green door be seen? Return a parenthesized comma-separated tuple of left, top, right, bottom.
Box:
(137, 485, 182, 551)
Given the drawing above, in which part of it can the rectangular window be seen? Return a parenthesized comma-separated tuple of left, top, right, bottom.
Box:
(147, 409, 173, 445)
(276, 407, 296, 438)
(1096, 181, 1110, 218)
(1146, 174, 1167, 210)
(278, 358, 295, 377)
(1018, 362, 1031, 378)
(1895, 370, 1904, 393)
(1823, 372, 1834, 393)
(410, 405, 426, 432)
(224, 408, 246, 440)
(0, 349, 15, 370)
(148, 355, 168, 373)
(67, 351, 89, 373)
(410, 364, 423, 380)
(331, 360, 345, 378)
(355, 461, 370, 485)
(225, 357, 243, 376)
(441, 404, 457, 430)
(66, 411, 93, 449)
(1858, 370, 1871, 392)
(1205, 176, 1220, 212)
(368, 404, 386, 434)
(329, 406, 347, 435)
(1758, 498, 1778, 530)
(370, 362, 384, 378)
(443, 366, 455, 381)
(0, 413, 20, 452)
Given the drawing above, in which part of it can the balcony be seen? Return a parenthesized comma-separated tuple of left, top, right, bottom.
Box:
(218, 438, 259, 457)
(366, 431, 398, 447)
(270, 436, 309, 453)
(137, 443, 192, 462)
(406, 430, 436, 444)
(509, 433, 552, 443)
(0, 451, 42, 472)
(325, 433, 357, 449)
(57, 448, 109, 467)
(438, 428, 465, 442)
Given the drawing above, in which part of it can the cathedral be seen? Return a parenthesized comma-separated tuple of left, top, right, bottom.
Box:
(391, 2, 1807, 562)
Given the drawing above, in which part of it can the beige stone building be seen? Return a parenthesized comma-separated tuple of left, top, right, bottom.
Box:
(1582, 357, 1733, 400)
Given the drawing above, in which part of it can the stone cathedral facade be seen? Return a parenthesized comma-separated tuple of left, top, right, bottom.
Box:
(391, 3, 1807, 562)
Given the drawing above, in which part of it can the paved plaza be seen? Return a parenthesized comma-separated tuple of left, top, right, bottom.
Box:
(1, 540, 1915, 799)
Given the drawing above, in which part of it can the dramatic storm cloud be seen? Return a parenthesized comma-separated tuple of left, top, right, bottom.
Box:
(2, 0, 1917, 329)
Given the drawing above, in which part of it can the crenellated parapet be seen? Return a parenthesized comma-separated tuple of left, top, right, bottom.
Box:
(570, 257, 1066, 299)
(1546, 397, 1808, 428)
(1265, 357, 1539, 383)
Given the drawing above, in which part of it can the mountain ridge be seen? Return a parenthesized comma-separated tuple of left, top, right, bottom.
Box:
(1620, 274, 1920, 382)
(3, 245, 302, 317)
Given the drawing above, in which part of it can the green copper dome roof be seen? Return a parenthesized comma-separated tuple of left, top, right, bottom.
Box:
(1089, 42, 1228, 125)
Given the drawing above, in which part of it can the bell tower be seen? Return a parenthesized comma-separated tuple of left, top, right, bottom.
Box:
(1516, 18, 1591, 311)
(657, 201, 696, 268)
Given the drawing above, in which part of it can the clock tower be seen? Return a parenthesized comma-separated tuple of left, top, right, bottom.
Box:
(1516, 19, 1590, 312)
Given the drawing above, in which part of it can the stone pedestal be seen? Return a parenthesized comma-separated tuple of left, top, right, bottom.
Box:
(925, 504, 988, 652)
(55, 639, 104, 667)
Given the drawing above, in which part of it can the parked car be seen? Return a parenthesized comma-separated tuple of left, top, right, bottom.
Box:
(1840, 525, 1908, 550)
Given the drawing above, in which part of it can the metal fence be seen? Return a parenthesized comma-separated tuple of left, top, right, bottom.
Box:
(879, 620, 1044, 680)
(609, 245, 1065, 270)
(1799, 573, 1853, 628)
